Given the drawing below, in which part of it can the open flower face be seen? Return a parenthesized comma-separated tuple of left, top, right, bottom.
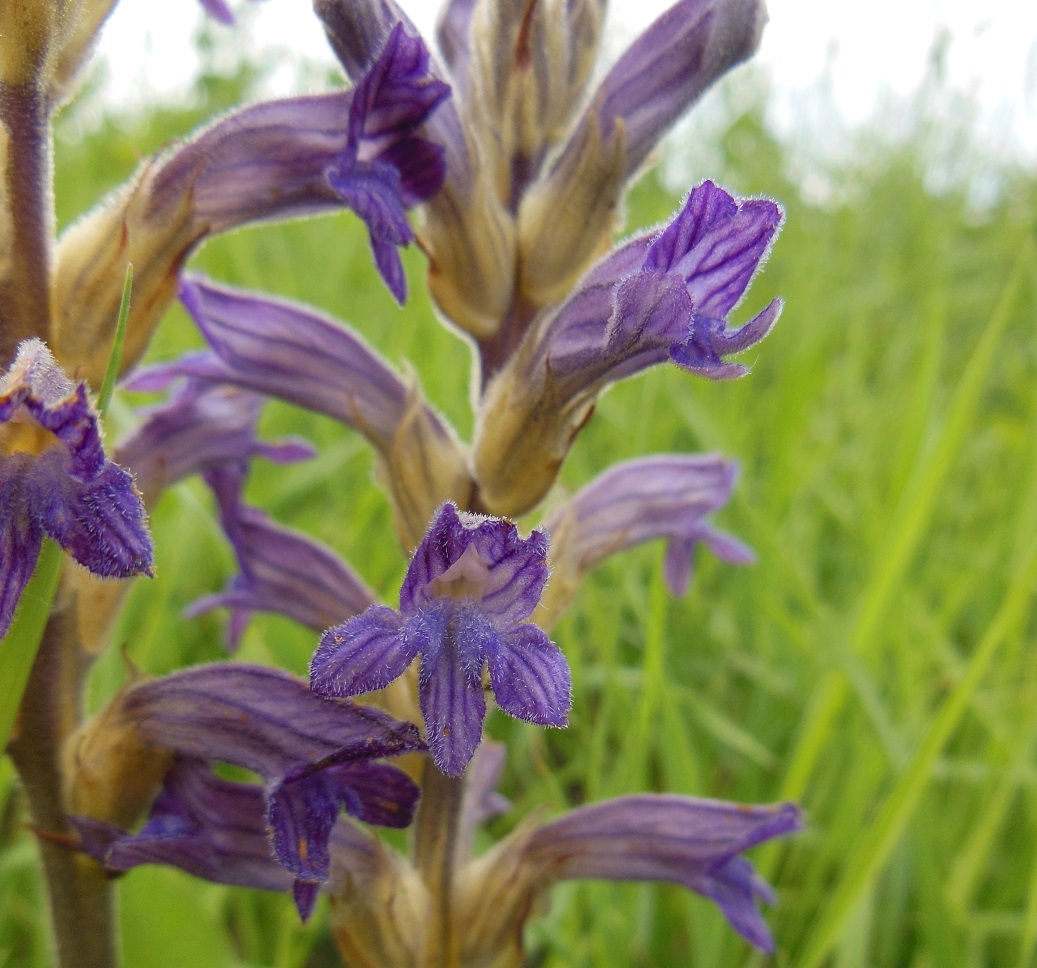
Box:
(0, 339, 153, 639)
(311, 503, 572, 776)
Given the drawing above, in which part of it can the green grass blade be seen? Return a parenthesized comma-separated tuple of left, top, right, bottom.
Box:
(795, 539, 1037, 968)
(97, 262, 132, 417)
(0, 540, 63, 751)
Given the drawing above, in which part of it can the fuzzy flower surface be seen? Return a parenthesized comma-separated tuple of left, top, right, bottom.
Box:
(0, 339, 153, 639)
(311, 503, 571, 776)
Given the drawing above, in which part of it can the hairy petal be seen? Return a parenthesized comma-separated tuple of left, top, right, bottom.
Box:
(487, 625, 571, 728)
(311, 606, 414, 698)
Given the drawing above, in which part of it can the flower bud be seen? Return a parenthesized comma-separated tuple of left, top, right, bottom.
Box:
(0, 0, 80, 85)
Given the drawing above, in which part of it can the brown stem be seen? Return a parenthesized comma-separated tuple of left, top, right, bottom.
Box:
(7, 598, 117, 968)
(413, 761, 465, 968)
(0, 78, 53, 367)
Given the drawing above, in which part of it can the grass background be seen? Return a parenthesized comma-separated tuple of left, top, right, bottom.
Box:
(2, 41, 1037, 968)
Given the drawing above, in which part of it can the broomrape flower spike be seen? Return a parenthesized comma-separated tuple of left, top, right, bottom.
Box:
(311, 502, 572, 776)
(0, 339, 153, 639)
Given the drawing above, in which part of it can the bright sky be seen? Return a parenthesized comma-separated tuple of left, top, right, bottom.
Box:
(92, 0, 1037, 164)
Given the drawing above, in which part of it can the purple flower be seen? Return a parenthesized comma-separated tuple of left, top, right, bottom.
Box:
(311, 503, 571, 777)
(538, 454, 754, 623)
(53, 22, 448, 387)
(117, 663, 423, 915)
(519, 795, 803, 953)
(0, 340, 153, 639)
(175, 275, 471, 548)
(326, 21, 451, 302)
(473, 180, 782, 516)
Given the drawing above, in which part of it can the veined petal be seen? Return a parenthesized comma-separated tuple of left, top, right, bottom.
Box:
(663, 523, 754, 597)
(401, 503, 549, 625)
(178, 277, 411, 453)
(269, 752, 417, 887)
(671, 298, 782, 379)
(0, 340, 153, 638)
(311, 606, 414, 698)
(525, 795, 803, 952)
(566, 0, 766, 179)
(487, 625, 571, 728)
(124, 663, 422, 782)
(415, 600, 490, 776)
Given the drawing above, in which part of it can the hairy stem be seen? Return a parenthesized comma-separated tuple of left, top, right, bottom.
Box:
(7, 599, 117, 968)
(413, 762, 465, 968)
(0, 79, 52, 367)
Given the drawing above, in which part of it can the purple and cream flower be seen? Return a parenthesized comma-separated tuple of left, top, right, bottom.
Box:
(473, 179, 783, 516)
(0, 340, 153, 639)
(78, 663, 424, 918)
(311, 503, 572, 777)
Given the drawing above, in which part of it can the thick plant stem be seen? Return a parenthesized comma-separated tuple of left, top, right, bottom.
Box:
(413, 761, 465, 968)
(0, 79, 53, 366)
(7, 600, 117, 968)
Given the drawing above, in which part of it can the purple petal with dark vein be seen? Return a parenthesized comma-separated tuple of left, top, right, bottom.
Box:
(1, 340, 104, 479)
(124, 663, 423, 782)
(580, 0, 766, 177)
(327, 155, 412, 303)
(525, 795, 802, 952)
(348, 21, 451, 150)
(179, 277, 417, 453)
(311, 606, 414, 698)
(400, 504, 550, 625)
(314, 0, 471, 186)
(116, 380, 313, 496)
(150, 93, 352, 232)
(187, 504, 376, 637)
(646, 182, 783, 317)
(670, 299, 782, 379)
(544, 454, 739, 577)
(0, 464, 43, 639)
(33, 452, 154, 579)
(488, 625, 571, 728)
(70, 758, 292, 892)
(415, 601, 489, 776)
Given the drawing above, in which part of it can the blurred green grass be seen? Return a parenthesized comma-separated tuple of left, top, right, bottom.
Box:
(3, 61, 1037, 968)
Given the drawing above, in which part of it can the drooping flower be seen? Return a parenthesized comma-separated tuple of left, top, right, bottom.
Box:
(311, 503, 571, 777)
(76, 663, 424, 917)
(0, 339, 153, 639)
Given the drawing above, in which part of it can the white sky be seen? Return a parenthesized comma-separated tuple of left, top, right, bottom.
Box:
(91, 0, 1037, 164)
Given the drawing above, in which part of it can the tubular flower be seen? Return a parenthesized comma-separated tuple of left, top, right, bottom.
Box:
(0, 339, 153, 639)
(473, 179, 783, 516)
(311, 503, 572, 777)
(76, 663, 425, 917)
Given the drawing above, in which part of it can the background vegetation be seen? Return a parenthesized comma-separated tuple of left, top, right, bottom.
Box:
(2, 39, 1036, 968)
